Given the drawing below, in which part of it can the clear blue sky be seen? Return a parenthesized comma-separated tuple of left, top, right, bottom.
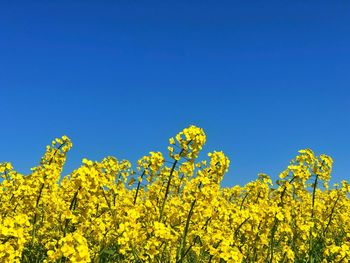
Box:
(1, 0, 349, 187)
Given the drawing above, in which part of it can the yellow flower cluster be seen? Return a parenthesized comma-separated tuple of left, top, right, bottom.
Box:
(1, 126, 349, 262)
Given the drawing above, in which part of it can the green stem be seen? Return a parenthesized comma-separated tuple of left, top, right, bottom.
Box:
(31, 141, 68, 246)
(178, 198, 196, 263)
(308, 174, 319, 263)
(63, 186, 81, 237)
(133, 170, 146, 205)
(159, 147, 186, 221)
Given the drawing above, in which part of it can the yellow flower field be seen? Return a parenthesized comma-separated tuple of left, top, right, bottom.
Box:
(1, 125, 349, 262)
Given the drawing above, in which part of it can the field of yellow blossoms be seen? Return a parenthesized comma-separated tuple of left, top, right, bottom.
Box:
(1, 125, 349, 262)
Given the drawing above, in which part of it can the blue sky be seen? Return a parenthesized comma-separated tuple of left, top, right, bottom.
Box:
(1, 0, 349, 187)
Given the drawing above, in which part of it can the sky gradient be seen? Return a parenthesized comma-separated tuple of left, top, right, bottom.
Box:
(1, 0, 349, 186)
